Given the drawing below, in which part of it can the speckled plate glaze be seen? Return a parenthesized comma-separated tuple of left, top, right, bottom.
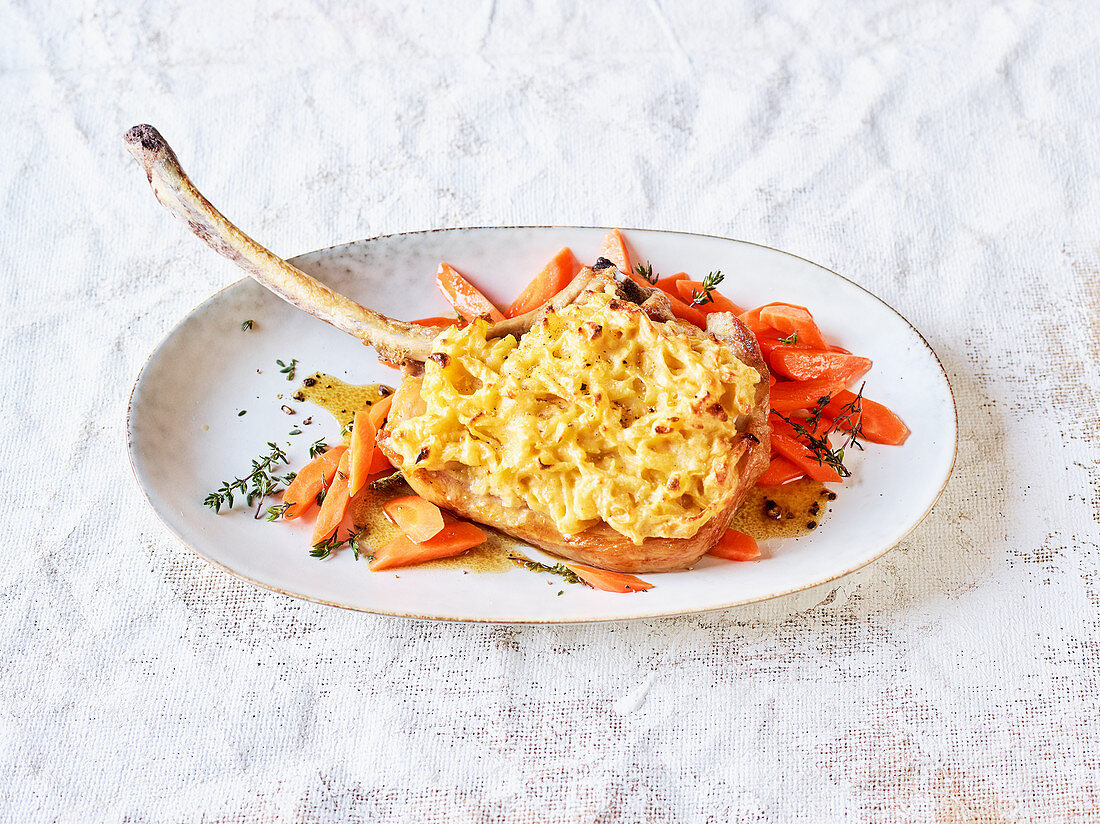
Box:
(128, 227, 956, 622)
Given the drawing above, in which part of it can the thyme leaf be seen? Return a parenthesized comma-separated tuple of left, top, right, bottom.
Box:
(369, 470, 407, 491)
(634, 261, 658, 285)
(310, 526, 368, 561)
(240, 319, 254, 331)
(276, 358, 298, 381)
(508, 556, 585, 586)
(690, 270, 725, 306)
(265, 503, 289, 522)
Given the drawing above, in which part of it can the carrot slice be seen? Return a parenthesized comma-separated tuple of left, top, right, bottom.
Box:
(673, 280, 745, 315)
(824, 390, 911, 445)
(769, 349, 872, 384)
(738, 306, 772, 337)
(311, 450, 352, 544)
(756, 455, 804, 486)
(768, 378, 848, 413)
(758, 304, 827, 350)
(368, 521, 487, 571)
(708, 529, 761, 561)
(564, 562, 653, 593)
(347, 410, 376, 497)
(756, 334, 813, 359)
(383, 495, 446, 543)
(658, 288, 708, 328)
(598, 229, 631, 274)
(436, 262, 505, 322)
(412, 316, 462, 328)
(368, 394, 393, 430)
(368, 444, 394, 475)
(769, 423, 843, 484)
(506, 247, 579, 317)
(655, 271, 688, 291)
(282, 445, 347, 520)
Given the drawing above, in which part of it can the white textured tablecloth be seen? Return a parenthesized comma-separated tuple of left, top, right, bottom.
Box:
(3, 1, 1099, 821)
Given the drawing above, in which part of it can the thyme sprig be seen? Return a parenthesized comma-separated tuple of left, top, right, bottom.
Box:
(634, 261, 658, 285)
(369, 470, 407, 491)
(276, 358, 298, 381)
(778, 330, 798, 345)
(508, 556, 585, 586)
(311, 527, 368, 561)
(265, 503, 289, 522)
(308, 438, 328, 458)
(690, 271, 725, 306)
(774, 383, 866, 477)
(203, 442, 295, 517)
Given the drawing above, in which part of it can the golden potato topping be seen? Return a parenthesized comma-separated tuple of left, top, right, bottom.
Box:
(386, 287, 760, 543)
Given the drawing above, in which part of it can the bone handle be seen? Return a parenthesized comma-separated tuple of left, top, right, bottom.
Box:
(123, 124, 437, 363)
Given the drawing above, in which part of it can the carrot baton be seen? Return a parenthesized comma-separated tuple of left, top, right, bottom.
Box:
(282, 445, 347, 519)
(507, 247, 580, 317)
(708, 529, 761, 561)
(756, 455, 804, 486)
(369, 522, 487, 571)
(437, 262, 505, 322)
(383, 495, 446, 543)
(311, 450, 353, 544)
(769, 349, 872, 384)
(598, 229, 632, 275)
(563, 562, 653, 593)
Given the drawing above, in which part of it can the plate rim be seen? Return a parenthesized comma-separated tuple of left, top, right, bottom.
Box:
(126, 225, 959, 623)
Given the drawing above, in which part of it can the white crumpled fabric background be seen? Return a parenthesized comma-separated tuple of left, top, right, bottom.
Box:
(3, 1, 1099, 821)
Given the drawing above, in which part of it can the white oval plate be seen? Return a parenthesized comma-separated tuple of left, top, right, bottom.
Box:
(128, 227, 956, 622)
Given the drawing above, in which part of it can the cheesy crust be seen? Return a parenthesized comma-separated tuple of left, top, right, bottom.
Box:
(386, 287, 760, 543)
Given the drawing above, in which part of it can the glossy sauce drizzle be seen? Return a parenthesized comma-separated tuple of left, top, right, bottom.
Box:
(729, 479, 836, 540)
(293, 374, 392, 444)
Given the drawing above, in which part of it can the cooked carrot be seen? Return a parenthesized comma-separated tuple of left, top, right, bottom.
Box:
(756, 334, 811, 359)
(506, 247, 579, 317)
(655, 271, 688, 291)
(769, 427, 843, 484)
(368, 394, 394, 430)
(368, 444, 394, 475)
(282, 445, 347, 520)
(347, 410, 375, 497)
(756, 455, 804, 486)
(368, 521, 487, 571)
(564, 562, 653, 593)
(598, 229, 631, 274)
(769, 349, 872, 384)
(824, 390, 910, 445)
(768, 378, 848, 413)
(708, 529, 761, 561)
(383, 495, 446, 543)
(311, 450, 352, 544)
(659, 289, 708, 328)
(758, 304, 827, 350)
(673, 280, 745, 315)
(412, 316, 462, 328)
(738, 306, 772, 337)
(436, 262, 505, 322)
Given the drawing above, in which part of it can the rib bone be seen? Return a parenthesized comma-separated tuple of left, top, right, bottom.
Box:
(123, 125, 593, 362)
